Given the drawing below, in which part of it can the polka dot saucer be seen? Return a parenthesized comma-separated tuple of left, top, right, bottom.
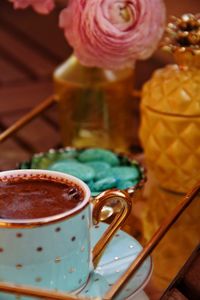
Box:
(78, 222, 152, 300)
(0, 223, 152, 300)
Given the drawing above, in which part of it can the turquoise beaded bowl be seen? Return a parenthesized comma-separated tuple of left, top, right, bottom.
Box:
(19, 147, 146, 199)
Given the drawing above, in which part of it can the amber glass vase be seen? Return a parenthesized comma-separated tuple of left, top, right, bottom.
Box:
(140, 14, 200, 193)
(53, 55, 135, 152)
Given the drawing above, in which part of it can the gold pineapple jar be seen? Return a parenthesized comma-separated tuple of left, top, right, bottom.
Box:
(140, 14, 200, 193)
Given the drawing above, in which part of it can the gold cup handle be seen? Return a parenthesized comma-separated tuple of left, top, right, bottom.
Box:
(92, 189, 132, 268)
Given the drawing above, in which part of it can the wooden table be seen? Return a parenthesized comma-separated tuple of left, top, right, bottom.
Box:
(0, 1, 70, 170)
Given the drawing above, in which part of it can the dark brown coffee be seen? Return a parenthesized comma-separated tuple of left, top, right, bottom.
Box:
(0, 177, 84, 219)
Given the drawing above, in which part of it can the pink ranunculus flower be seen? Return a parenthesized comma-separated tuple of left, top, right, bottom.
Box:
(10, 0, 55, 14)
(59, 0, 166, 69)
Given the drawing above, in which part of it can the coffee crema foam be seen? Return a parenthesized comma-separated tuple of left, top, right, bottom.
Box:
(0, 175, 84, 220)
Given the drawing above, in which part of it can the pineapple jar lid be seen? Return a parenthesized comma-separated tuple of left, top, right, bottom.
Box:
(142, 14, 200, 116)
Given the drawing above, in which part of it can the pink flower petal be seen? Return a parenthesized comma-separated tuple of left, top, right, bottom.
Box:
(59, 0, 166, 69)
(11, 0, 55, 14)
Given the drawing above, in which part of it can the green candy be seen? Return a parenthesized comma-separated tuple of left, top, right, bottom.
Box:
(85, 161, 111, 174)
(78, 148, 120, 166)
(111, 166, 140, 181)
(117, 180, 138, 190)
(91, 191, 100, 197)
(87, 180, 96, 191)
(93, 177, 117, 192)
(55, 158, 77, 163)
(48, 161, 95, 182)
(94, 168, 113, 181)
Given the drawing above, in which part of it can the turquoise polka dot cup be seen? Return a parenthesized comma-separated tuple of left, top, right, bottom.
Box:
(0, 169, 132, 298)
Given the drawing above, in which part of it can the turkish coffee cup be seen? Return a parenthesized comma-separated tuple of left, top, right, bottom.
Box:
(0, 169, 132, 297)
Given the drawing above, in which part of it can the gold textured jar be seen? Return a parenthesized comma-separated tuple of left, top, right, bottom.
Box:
(140, 14, 200, 193)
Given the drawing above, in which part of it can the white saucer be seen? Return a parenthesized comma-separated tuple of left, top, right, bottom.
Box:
(79, 222, 152, 300)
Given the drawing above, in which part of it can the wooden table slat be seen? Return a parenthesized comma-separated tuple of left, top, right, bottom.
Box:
(1, 113, 60, 153)
(0, 29, 56, 79)
(0, 58, 29, 85)
(0, 81, 53, 114)
(0, 2, 70, 62)
(43, 106, 59, 128)
(0, 139, 29, 171)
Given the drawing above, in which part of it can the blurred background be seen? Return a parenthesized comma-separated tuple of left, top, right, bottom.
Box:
(0, 0, 199, 169)
(0, 2, 199, 299)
